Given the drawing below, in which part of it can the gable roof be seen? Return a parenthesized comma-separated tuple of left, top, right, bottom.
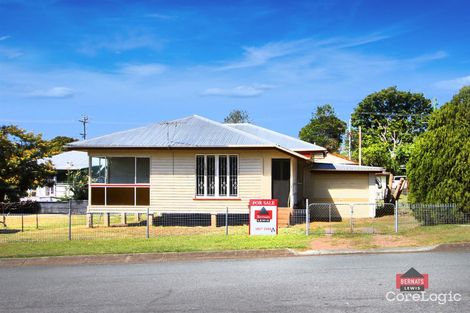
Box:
(68, 115, 316, 160)
(226, 123, 326, 152)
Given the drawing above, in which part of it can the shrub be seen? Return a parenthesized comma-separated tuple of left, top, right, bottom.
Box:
(0, 201, 41, 214)
(410, 204, 468, 226)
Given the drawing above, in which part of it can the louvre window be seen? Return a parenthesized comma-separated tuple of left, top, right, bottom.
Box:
(207, 156, 216, 196)
(196, 156, 205, 196)
(195, 155, 238, 197)
(229, 156, 238, 196)
(219, 156, 227, 196)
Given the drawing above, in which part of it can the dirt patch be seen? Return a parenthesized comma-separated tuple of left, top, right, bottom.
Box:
(371, 235, 418, 248)
(309, 234, 419, 251)
(309, 236, 355, 250)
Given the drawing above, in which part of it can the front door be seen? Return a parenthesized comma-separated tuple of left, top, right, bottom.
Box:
(272, 159, 290, 207)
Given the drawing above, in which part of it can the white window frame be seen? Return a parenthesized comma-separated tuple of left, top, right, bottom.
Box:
(90, 156, 150, 185)
(195, 154, 239, 198)
(89, 156, 151, 207)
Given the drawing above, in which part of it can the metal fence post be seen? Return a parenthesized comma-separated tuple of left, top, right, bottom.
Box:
(146, 208, 150, 239)
(36, 213, 39, 229)
(21, 212, 24, 232)
(305, 200, 309, 235)
(394, 202, 398, 233)
(225, 207, 229, 236)
(329, 204, 332, 235)
(68, 200, 72, 241)
(350, 204, 353, 233)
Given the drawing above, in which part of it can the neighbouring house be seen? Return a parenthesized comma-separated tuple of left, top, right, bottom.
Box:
(68, 115, 385, 224)
(23, 151, 89, 202)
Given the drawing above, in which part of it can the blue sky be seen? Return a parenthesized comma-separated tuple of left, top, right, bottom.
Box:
(1, 0, 469, 140)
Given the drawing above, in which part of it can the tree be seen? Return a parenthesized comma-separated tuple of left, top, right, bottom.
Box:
(351, 87, 432, 173)
(224, 109, 251, 123)
(0, 126, 54, 201)
(66, 169, 88, 200)
(48, 136, 77, 155)
(299, 104, 346, 152)
(407, 86, 470, 212)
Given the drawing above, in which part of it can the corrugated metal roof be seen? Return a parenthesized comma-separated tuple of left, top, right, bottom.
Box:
(68, 115, 276, 149)
(311, 163, 384, 172)
(45, 151, 89, 170)
(314, 153, 356, 164)
(226, 123, 326, 151)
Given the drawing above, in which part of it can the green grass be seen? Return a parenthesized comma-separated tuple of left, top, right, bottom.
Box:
(1, 212, 469, 258)
(0, 233, 312, 258)
(0, 214, 314, 258)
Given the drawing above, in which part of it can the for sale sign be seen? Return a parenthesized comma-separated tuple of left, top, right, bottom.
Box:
(249, 199, 278, 235)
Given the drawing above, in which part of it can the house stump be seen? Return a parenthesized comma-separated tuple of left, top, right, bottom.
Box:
(147, 214, 154, 226)
(86, 213, 93, 228)
(211, 214, 217, 228)
(121, 213, 127, 225)
(104, 213, 110, 227)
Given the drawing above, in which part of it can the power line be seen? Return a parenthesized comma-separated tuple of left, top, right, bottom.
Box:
(355, 112, 430, 117)
(79, 115, 89, 140)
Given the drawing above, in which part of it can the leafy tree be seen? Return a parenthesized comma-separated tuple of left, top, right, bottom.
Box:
(299, 104, 346, 152)
(66, 169, 88, 200)
(224, 109, 251, 123)
(352, 87, 432, 173)
(0, 126, 54, 201)
(48, 136, 77, 155)
(407, 86, 470, 212)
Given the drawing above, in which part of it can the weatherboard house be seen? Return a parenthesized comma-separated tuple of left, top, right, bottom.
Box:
(68, 115, 384, 225)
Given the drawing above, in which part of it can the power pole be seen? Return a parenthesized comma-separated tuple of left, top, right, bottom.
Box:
(79, 115, 89, 140)
(348, 118, 352, 160)
(358, 126, 362, 165)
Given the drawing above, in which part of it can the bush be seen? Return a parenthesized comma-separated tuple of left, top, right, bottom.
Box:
(407, 86, 470, 213)
(411, 204, 468, 226)
(0, 201, 41, 214)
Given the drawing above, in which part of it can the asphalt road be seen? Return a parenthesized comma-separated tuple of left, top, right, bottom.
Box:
(0, 251, 468, 313)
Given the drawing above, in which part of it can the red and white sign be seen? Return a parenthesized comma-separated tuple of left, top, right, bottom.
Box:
(249, 199, 278, 236)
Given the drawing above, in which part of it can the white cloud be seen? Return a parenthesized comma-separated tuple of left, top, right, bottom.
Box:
(200, 84, 276, 97)
(27, 87, 75, 98)
(215, 32, 394, 71)
(78, 33, 162, 56)
(144, 13, 173, 20)
(0, 46, 23, 58)
(0, 36, 23, 58)
(435, 75, 470, 90)
(119, 63, 166, 76)
(216, 40, 308, 70)
(405, 51, 447, 65)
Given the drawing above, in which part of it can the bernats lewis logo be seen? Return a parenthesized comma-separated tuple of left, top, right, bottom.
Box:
(396, 267, 429, 291)
(254, 207, 272, 222)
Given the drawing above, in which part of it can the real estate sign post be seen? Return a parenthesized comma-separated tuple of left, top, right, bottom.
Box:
(249, 199, 278, 236)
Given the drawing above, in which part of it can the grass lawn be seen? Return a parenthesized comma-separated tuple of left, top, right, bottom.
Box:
(0, 233, 312, 258)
